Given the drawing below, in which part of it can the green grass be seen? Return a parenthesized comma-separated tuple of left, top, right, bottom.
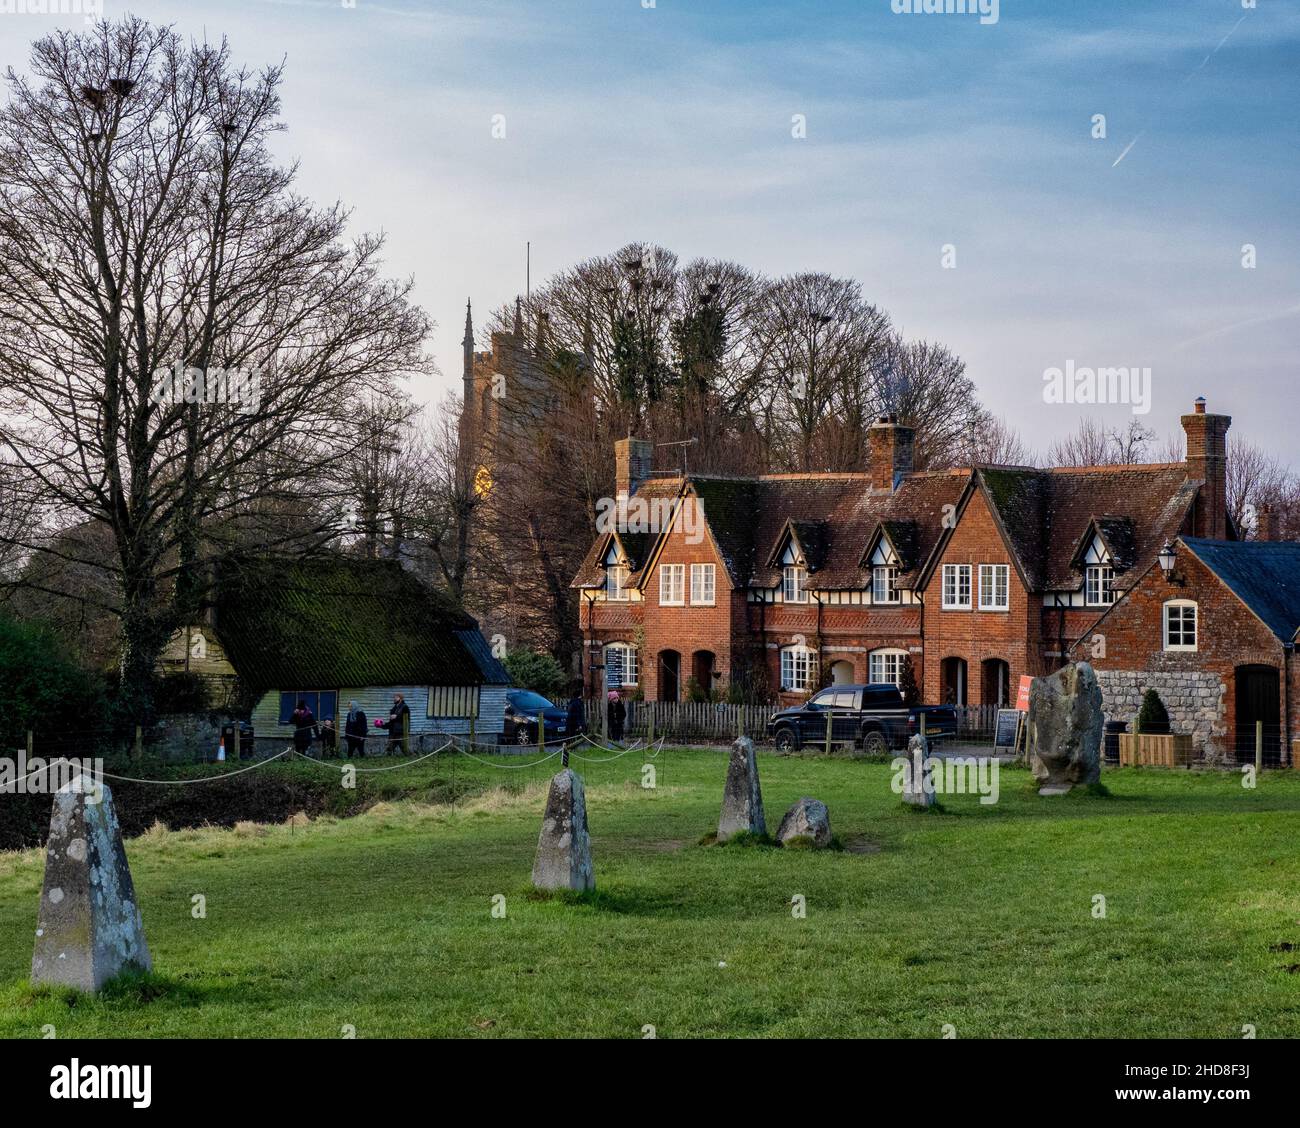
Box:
(1, 747, 1299, 1039)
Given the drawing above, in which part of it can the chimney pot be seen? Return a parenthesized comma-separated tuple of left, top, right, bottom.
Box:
(1194, 396, 1206, 414)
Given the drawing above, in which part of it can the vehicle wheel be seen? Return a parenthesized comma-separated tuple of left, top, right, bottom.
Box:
(774, 727, 799, 753)
(860, 729, 888, 757)
(516, 727, 531, 746)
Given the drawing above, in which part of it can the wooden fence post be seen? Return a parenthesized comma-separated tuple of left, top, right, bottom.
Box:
(824, 709, 833, 757)
(1256, 720, 1264, 773)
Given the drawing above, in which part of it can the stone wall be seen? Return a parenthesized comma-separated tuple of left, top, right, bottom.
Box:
(147, 713, 233, 763)
(1095, 669, 1228, 761)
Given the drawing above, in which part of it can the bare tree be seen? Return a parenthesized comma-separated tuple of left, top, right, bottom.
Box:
(1045, 417, 1155, 467)
(871, 336, 985, 469)
(964, 413, 1033, 466)
(1227, 438, 1296, 538)
(0, 19, 429, 718)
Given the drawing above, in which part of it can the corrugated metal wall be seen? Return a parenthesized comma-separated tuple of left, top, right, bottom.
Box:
(251, 685, 508, 739)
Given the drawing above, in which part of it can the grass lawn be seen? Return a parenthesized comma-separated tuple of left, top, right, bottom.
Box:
(1, 746, 1298, 1038)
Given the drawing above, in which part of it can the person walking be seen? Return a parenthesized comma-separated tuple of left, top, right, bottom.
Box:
(290, 699, 315, 758)
(565, 683, 586, 740)
(379, 692, 411, 755)
(606, 690, 626, 742)
(344, 700, 368, 758)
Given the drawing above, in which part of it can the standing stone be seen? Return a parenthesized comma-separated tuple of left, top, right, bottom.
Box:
(1029, 661, 1103, 795)
(32, 774, 151, 992)
(531, 768, 594, 891)
(776, 797, 832, 847)
(718, 736, 766, 841)
(901, 733, 935, 808)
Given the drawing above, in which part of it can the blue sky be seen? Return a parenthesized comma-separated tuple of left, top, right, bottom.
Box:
(2, 0, 1296, 457)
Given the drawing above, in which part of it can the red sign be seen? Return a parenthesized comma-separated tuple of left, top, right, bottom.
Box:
(1016, 675, 1034, 713)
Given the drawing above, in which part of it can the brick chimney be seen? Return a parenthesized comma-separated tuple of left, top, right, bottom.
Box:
(868, 414, 915, 492)
(1181, 396, 1231, 539)
(1256, 503, 1279, 542)
(615, 437, 653, 499)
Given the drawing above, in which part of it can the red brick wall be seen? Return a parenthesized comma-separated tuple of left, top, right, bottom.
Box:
(1075, 550, 1292, 761)
(922, 490, 1040, 705)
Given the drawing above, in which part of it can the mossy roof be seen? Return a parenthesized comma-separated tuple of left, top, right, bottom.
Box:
(214, 555, 508, 692)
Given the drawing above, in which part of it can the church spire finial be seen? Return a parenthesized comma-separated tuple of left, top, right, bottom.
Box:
(462, 298, 474, 381)
(513, 295, 523, 337)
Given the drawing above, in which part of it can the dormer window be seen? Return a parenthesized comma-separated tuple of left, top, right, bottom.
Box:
(607, 564, 629, 601)
(783, 565, 807, 603)
(1085, 564, 1114, 607)
(872, 565, 899, 604)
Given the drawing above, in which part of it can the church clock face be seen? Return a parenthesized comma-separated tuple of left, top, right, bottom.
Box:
(474, 465, 493, 497)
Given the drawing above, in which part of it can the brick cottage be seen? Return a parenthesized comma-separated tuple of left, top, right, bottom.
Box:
(573, 398, 1294, 763)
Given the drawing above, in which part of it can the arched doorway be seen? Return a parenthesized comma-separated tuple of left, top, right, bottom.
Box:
(940, 657, 967, 706)
(658, 649, 681, 703)
(1235, 664, 1280, 765)
(691, 650, 716, 699)
(830, 659, 855, 685)
(981, 658, 1010, 707)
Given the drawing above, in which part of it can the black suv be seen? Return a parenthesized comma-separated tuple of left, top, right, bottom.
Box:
(766, 684, 958, 755)
(502, 690, 571, 746)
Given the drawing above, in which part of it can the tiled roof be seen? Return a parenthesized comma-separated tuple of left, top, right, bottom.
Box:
(214, 555, 509, 692)
(572, 459, 1203, 596)
(1182, 537, 1300, 642)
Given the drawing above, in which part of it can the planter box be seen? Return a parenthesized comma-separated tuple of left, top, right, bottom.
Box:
(1118, 733, 1194, 767)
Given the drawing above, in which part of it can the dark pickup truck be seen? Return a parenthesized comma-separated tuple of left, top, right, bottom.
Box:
(766, 683, 958, 755)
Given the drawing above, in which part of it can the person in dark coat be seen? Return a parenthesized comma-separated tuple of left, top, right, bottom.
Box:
(319, 717, 338, 758)
(606, 691, 626, 741)
(565, 684, 586, 739)
(344, 700, 368, 758)
(378, 692, 411, 755)
(290, 699, 315, 757)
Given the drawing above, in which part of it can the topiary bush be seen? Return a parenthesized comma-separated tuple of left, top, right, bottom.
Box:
(1136, 688, 1171, 734)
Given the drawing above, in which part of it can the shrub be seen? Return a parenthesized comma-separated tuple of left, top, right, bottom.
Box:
(1136, 689, 1171, 734)
(0, 614, 109, 752)
(503, 648, 567, 697)
(898, 655, 921, 707)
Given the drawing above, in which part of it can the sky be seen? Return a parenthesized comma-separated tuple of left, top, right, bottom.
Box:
(1, 0, 1296, 459)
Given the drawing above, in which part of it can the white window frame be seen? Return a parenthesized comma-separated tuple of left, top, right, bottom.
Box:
(659, 563, 685, 606)
(978, 564, 1009, 611)
(783, 565, 808, 604)
(690, 563, 716, 606)
(1163, 599, 1198, 651)
(942, 563, 972, 610)
(780, 645, 814, 692)
(607, 563, 629, 601)
(1085, 564, 1115, 607)
(868, 648, 907, 687)
(605, 642, 639, 687)
(872, 565, 899, 604)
